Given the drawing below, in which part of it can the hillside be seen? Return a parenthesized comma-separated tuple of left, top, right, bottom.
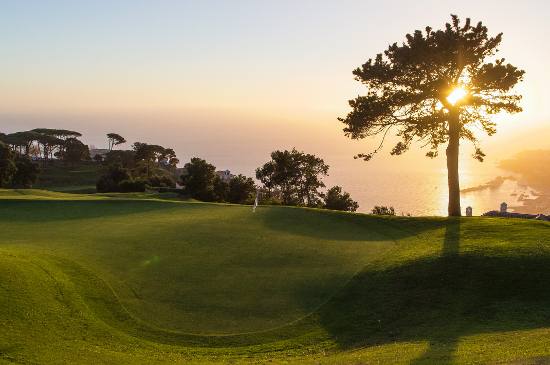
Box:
(31, 161, 179, 193)
(1, 189, 550, 364)
(32, 161, 106, 192)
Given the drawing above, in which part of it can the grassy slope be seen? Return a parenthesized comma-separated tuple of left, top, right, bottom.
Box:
(31, 161, 178, 193)
(32, 162, 106, 192)
(1, 189, 550, 364)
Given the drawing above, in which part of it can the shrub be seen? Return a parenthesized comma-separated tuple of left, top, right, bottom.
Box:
(116, 178, 149, 193)
(323, 186, 359, 212)
(148, 174, 176, 188)
(371, 206, 396, 216)
(259, 196, 283, 206)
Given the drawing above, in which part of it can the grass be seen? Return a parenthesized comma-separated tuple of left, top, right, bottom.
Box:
(30, 161, 178, 193)
(1, 189, 550, 364)
(32, 161, 106, 192)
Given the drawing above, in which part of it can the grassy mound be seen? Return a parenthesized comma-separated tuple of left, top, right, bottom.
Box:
(2, 189, 550, 364)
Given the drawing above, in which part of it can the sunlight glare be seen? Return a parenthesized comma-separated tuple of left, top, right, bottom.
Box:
(447, 87, 468, 105)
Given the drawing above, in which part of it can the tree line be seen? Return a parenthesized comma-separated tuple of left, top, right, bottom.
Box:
(182, 148, 358, 212)
(96, 141, 180, 193)
(1, 128, 89, 167)
(1, 128, 358, 212)
(0, 141, 42, 188)
(255, 148, 358, 212)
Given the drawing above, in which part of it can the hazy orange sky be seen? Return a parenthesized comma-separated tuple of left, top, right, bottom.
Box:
(1, 0, 549, 176)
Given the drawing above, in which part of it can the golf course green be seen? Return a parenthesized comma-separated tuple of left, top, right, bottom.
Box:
(2, 189, 550, 364)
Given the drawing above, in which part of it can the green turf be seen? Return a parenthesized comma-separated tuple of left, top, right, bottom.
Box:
(31, 161, 106, 192)
(2, 189, 550, 364)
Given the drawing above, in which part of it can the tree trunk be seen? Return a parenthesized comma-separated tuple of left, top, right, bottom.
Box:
(446, 109, 461, 216)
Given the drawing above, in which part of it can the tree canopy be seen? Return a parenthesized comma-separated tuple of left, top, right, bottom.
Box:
(62, 138, 89, 166)
(133, 142, 166, 178)
(228, 174, 256, 204)
(11, 153, 42, 188)
(323, 186, 359, 212)
(107, 133, 127, 151)
(181, 157, 219, 202)
(256, 148, 329, 206)
(0, 142, 17, 188)
(338, 15, 524, 216)
(182, 158, 256, 203)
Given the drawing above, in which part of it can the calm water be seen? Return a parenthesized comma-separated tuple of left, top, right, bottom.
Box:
(211, 148, 533, 217)
(322, 154, 534, 216)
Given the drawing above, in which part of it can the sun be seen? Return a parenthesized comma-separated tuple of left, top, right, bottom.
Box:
(447, 87, 468, 105)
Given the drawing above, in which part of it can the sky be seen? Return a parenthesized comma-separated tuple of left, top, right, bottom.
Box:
(1, 0, 549, 180)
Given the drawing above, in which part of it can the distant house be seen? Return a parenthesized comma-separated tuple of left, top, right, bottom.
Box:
(158, 160, 171, 168)
(175, 167, 188, 176)
(216, 169, 233, 182)
(89, 149, 110, 161)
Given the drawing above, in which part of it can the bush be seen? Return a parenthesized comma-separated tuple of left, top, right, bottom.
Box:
(371, 206, 396, 216)
(96, 176, 116, 193)
(323, 186, 359, 212)
(148, 174, 176, 188)
(259, 196, 283, 206)
(116, 178, 149, 193)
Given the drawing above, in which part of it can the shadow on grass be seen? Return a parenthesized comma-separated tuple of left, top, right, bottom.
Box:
(409, 217, 460, 363)
(73, 215, 549, 357)
(320, 218, 550, 363)
(259, 206, 415, 242)
(9, 210, 550, 363)
(0, 199, 184, 222)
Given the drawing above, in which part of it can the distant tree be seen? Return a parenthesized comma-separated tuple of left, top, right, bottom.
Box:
(133, 142, 165, 179)
(323, 186, 359, 212)
(255, 161, 276, 196)
(32, 128, 82, 161)
(96, 159, 132, 193)
(295, 153, 329, 206)
(181, 157, 217, 201)
(212, 175, 229, 202)
(3, 131, 41, 155)
(63, 138, 89, 166)
(35, 134, 62, 165)
(107, 133, 127, 151)
(256, 148, 328, 205)
(105, 150, 135, 168)
(0, 142, 17, 188)
(338, 15, 524, 216)
(93, 154, 104, 162)
(11, 153, 42, 188)
(108, 159, 132, 184)
(228, 174, 256, 204)
(371, 206, 396, 216)
(31, 128, 81, 140)
(148, 174, 176, 188)
(163, 148, 179, 169)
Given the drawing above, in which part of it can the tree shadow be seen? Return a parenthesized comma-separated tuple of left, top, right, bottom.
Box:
(407, 217, 461, 363)
(442, 217, 460, 256)
(318, 218, 550, 363)
(0, 199, 184, 222)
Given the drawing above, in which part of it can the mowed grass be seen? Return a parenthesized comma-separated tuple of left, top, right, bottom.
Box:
(2, 189, 550, 364)
(32, 162, 106, 192)
(0, 189, 393, 335)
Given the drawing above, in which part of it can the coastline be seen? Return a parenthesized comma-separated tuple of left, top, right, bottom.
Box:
(509, 182, 550, 215)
